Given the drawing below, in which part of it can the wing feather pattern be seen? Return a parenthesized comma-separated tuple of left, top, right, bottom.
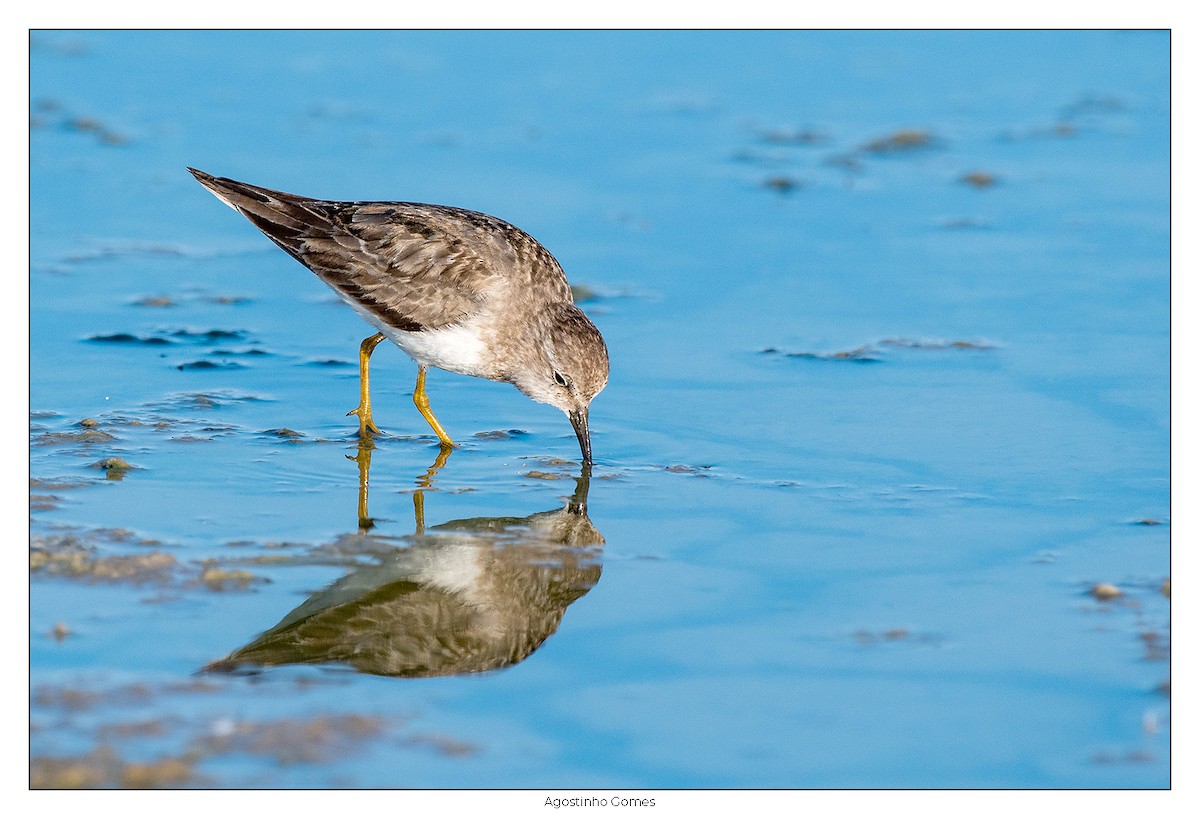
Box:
(188, 169, 555, 331)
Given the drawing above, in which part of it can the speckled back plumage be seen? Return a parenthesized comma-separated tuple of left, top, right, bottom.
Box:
(188, 169, 573, 332)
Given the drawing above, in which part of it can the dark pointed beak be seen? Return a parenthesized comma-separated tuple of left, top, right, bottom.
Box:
(568, 407, 592, 464)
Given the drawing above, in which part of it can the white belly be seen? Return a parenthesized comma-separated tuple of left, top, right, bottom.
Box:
(386, 323, 490, 377)
(339, 296, 493, 378)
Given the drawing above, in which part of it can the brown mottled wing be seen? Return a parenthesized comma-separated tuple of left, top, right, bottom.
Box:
(188, 168, 536, 331)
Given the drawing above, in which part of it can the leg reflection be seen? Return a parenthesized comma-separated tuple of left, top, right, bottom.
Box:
(413, 446, 452, 535)
(349, 439, 454, 535)
(350, 437, 376, 532)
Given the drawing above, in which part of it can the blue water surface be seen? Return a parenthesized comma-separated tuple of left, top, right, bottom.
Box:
(29, 30, 1169, 788)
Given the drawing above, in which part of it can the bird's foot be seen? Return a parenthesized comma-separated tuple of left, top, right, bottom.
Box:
(346, 405, 383, 438)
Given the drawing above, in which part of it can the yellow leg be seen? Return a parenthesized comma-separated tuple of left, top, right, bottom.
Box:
(347, 333, 386, 438)
(413, 365, 457, 449)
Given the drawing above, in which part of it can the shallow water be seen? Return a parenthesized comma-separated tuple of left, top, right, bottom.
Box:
(30, 30, 1169, 788)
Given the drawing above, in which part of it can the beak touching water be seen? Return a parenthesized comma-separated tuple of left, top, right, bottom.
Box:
(568, 407, 592, 464)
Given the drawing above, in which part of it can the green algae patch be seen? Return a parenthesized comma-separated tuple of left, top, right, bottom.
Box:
(473, 429, 528, 440)
(262, 427, 305, 440)
(89, 457, 134, 480)
(31, 746, 200, 789)
(30, 530, 267, 592)
(960, 170, 998, 188)
(1090, 582, 1123, 601)
(763, 175, 802, 193)
(195, 563, 263, 592)
(33, 428, 117, 446)
(189, 714, 386, 765)
(863, 128, 935, 153)
(30, 537, 178, 584)
(401, 732, 480, 758)
(133, 295, 176, 307)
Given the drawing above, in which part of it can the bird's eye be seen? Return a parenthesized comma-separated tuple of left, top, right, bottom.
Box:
(553, 371, 569, 388)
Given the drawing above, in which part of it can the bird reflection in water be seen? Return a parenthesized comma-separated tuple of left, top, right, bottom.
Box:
(205, 442, 603, 678)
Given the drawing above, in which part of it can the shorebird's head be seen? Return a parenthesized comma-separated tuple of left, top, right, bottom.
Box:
(511, 303, 609, 463)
